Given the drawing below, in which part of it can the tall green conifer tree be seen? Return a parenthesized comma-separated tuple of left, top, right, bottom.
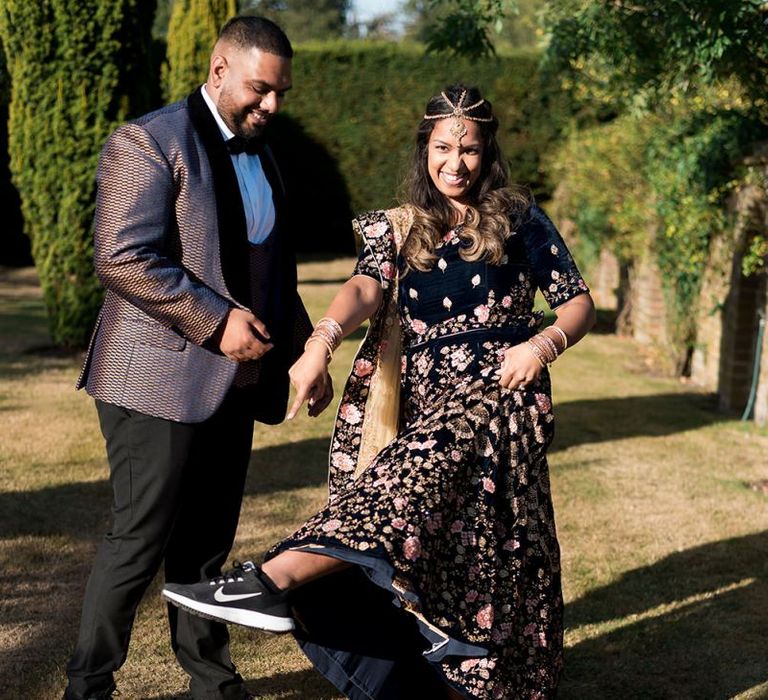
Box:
(0, 0, 156, 347)
(163, 0, 236, 102)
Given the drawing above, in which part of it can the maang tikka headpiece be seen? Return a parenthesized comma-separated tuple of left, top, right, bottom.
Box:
(423, 89, 494, 142)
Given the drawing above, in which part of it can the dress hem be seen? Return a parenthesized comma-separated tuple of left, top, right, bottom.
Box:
(269, 540, 485, 698)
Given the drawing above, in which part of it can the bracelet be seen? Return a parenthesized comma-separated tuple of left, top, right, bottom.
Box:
(528, 334, 557, 364)
(525, 340, 547, 368)
(305, 336, 333, 361)
(527, 331, 562, 366)
(536, 333, 559, 362)
(315, 317, 343, 351)
(305, 317, 343, 361)
(547, 325, 568, 352)
(317, 317, 343, 346)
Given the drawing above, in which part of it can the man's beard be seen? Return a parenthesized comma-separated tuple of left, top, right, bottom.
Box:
(218, 89, 267, 140)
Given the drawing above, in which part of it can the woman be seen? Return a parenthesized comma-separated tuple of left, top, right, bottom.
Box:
(164, 84, 596, 699)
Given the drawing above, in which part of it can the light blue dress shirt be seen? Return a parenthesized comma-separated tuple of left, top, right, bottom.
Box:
(201, 84, 276, 245)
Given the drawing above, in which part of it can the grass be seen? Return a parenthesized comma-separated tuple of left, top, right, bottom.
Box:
(1, 261, 767, 699)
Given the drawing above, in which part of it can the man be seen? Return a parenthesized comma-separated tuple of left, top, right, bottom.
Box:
(64, 16, 329, 700)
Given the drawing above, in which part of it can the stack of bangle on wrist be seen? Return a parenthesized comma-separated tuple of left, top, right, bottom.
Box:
(305, 317, 343, 361)
(525, 325, 569, 368)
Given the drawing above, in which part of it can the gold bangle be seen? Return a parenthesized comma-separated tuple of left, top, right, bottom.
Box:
(314, 317, 343, 352)
(536, 333, 559, 362)
(529, 335, 557, 364)
(525, 340, 547, 368)
(305, 335, 332, 361)
(547, 325, 568, 352)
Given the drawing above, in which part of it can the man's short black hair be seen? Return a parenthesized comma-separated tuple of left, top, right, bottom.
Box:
(219, 16, 293, 58)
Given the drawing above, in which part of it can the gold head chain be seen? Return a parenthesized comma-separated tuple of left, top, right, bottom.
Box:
(423, 89, 493, 141)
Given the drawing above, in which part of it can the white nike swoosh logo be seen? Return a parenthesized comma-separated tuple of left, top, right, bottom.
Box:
(213, 586, 263, 603)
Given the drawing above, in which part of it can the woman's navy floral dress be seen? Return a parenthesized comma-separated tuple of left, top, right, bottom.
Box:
(268, 204, 589, 699)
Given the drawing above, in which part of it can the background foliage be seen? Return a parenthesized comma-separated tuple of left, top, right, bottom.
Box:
(538, 0, 768, 368)
(163, 0, 236, 102)
(542, 0, 768, 111)
(241, 0, 350, 42)
(551, 97, 768, 366)
(270, 43, 576, 254)
(0, 0, 158, 347)
(275, 42, 573, 214)
(0, 39, 27, 266)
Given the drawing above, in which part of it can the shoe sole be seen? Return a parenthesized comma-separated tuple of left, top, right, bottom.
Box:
(162, 590, 296, 633)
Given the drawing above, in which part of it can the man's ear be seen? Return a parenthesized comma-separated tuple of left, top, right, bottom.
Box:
(209, 54, 228, 89)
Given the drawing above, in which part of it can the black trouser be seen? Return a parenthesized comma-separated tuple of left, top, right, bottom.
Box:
(65, 395, 254, 699)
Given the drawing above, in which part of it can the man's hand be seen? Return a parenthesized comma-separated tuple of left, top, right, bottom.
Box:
(215, 308, 273, 362)
(286, 342, 333, 419)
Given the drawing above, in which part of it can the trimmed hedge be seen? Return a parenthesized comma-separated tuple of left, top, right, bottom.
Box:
(267, 41, 575, 252)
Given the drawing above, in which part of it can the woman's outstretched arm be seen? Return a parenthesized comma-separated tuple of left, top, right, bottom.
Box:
(286, 275, 383, 419)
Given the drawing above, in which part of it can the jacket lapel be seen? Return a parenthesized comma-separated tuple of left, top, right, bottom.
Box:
(187, 87, 250, 306)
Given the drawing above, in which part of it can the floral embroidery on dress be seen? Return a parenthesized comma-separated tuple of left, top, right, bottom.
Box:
(271, 204, 588, 699)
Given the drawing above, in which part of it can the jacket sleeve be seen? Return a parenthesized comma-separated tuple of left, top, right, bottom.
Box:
(291, 293, 314, 362)
(92, 123, 231, 346)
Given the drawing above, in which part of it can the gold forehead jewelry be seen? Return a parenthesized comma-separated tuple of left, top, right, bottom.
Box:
(423, 89, 494, 141)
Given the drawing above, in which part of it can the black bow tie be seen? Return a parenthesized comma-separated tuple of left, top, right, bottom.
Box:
(225, 136, 263, 156)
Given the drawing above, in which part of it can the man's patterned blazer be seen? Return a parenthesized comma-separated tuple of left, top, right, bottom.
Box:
(77, 87, 312, 424)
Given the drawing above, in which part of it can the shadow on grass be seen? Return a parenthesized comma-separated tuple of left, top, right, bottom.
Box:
(246, 438, 331, 494)
(0, 478, 112, 538)
(144, 671, 338, 699)
(0, 350, 80, 381)
(148, 669, 340, 699)
(552, 391, 723, 453)
(299, 277, 349, 286)
(562, 530, 768, 698)
(0, 439, 332, 539)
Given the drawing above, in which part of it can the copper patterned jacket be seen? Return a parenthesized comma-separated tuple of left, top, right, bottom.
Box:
(77, 87, 312, 424)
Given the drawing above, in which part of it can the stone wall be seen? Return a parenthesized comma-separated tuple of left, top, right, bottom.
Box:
(586, 248, 620, 311)
(690, 152, 768, 424)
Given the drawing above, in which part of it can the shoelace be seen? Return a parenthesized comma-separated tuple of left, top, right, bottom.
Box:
(207, 560, 257, 586)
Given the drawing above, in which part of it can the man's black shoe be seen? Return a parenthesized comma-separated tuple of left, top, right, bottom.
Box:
(162, 561, 295, 632)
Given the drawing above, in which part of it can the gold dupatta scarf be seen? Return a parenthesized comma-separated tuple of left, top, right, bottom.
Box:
(353, 206, 413, 479)
(326, 206, 414, 498)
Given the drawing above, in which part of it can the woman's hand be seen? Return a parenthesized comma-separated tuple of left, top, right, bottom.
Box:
(498, 342, 542, 390)
(286, 342, 334, 420)
(284, 275, 383, 420)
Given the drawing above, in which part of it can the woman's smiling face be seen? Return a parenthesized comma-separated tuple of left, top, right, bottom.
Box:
(426, 118, 484, 210)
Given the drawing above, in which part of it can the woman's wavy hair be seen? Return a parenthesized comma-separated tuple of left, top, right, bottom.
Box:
(400, 84, 531, 272)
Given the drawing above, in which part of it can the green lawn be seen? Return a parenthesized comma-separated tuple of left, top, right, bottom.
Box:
(1, 262, 767, 699)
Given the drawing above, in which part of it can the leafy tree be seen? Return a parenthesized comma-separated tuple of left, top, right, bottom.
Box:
(538, 1, 768, 366)
(241, 0, 350, 42)
(421, 0, 768, 98)
(163, 0, 236, 102)
(405, 0, 543, 53)
(542, 0, 768, 110)
(0, 0, 157, 347)
(419, 0, 513, 58)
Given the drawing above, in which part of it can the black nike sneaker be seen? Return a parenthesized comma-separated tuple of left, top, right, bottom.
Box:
(162, 560, 295, 632)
